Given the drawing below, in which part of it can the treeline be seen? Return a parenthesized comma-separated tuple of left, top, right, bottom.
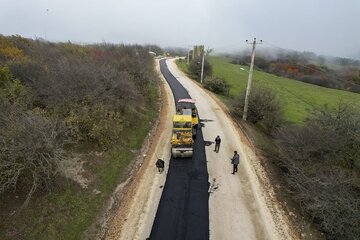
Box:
(230, 87, 360, 239)
(231, 50, 360, 93)
(0, 35, 158, 205)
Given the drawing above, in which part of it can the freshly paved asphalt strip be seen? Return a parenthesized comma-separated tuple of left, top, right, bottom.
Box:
(149, 59, 209, 240)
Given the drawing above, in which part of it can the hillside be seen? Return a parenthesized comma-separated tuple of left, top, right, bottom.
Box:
(0, 35, 159, 239)
(229, 50, 360, 94)
(208, 56, 360, 123)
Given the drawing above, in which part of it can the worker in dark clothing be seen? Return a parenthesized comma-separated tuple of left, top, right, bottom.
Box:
(156, 159, 165, 173)
(231, 151, 240, 174)
(192, 107, 197, 117)
(214, 136, 221, 153)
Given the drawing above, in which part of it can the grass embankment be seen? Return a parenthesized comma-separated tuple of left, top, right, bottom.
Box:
(176, 59, 189, 75)
(176, 58, 199, 80)
(0, 35, 160, 240)
(208, 56, 360, 123)
(1, 84, 158, 240)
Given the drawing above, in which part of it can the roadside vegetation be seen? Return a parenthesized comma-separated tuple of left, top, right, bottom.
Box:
(275, 103, 360, 239)
(176, 55, 360, 239)
(0, 35, 159, 239)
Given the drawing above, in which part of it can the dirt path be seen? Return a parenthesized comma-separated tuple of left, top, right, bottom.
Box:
(105, 58, 296, 240)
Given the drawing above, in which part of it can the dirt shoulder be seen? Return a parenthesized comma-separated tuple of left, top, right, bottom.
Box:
(103, 59, 175, 240)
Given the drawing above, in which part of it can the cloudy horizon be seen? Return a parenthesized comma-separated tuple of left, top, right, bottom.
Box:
(1, 0, 359, 59)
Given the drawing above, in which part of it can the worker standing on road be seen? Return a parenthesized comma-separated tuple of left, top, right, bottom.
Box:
(156, 159, 165, 173)
(231, 151, 240, 174)
(214, 136, 221, 153)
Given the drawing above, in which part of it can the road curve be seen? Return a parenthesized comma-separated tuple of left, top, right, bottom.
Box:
(149, 59, 210, 239)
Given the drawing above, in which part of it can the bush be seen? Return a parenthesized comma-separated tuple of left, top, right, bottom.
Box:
(0, 110, 66, 207)
(188, 57, 212, 80)
(230, 86, 283, 133)
(203, 76, 229, 95)
(65, 104, 128, 149)
(280, 161, 360, 240)
(310, 103, 360, 168)
(275, 103, 360, 239)
(0, 68, 66, 206)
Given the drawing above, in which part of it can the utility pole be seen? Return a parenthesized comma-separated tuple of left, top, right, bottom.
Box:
(243, 38, 262, 121)
(187, 49, 190, 64)
(200, 50, 205, 83)
(200, 46, 211, 84)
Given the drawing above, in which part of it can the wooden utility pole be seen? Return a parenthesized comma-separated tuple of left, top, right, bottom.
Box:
(243, 38, 262, 121)
(200, 47, 210, 84)
(200, 51, 205, 83)
(187, 50, 190, 64)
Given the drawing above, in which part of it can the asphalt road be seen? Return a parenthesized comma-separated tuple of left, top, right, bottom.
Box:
(149, 59, 209, 240)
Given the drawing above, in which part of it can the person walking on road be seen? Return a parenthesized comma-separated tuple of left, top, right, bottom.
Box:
(214, 136, 221, 153)
(231, 151, 240, 174)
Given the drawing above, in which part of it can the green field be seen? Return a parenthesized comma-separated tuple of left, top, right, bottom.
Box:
(176, 59, 188, 74)
(208, 56, 360, 123)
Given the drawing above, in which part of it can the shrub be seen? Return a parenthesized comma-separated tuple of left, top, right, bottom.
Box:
(311, 103, 360, 168)
(65, 104, 128, 149)
(275, 103, 360, 239)
(0, 68, 66, 206)
(0, 110, 66, 207)
(203, 76, 229, 95)
(0, 36, 158, 207)
(188, 57, 212, 80)
(230, 86, 283, 133)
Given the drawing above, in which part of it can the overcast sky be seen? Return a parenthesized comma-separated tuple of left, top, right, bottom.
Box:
(1, 0, 359, 58)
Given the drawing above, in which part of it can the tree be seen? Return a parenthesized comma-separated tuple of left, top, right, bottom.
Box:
(189, 57, 212, 80)
(231, 86, 283, 133)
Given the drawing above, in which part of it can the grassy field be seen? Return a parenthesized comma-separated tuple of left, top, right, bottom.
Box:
(176, 59, 189, 75)
(207, 56, 360, 123)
